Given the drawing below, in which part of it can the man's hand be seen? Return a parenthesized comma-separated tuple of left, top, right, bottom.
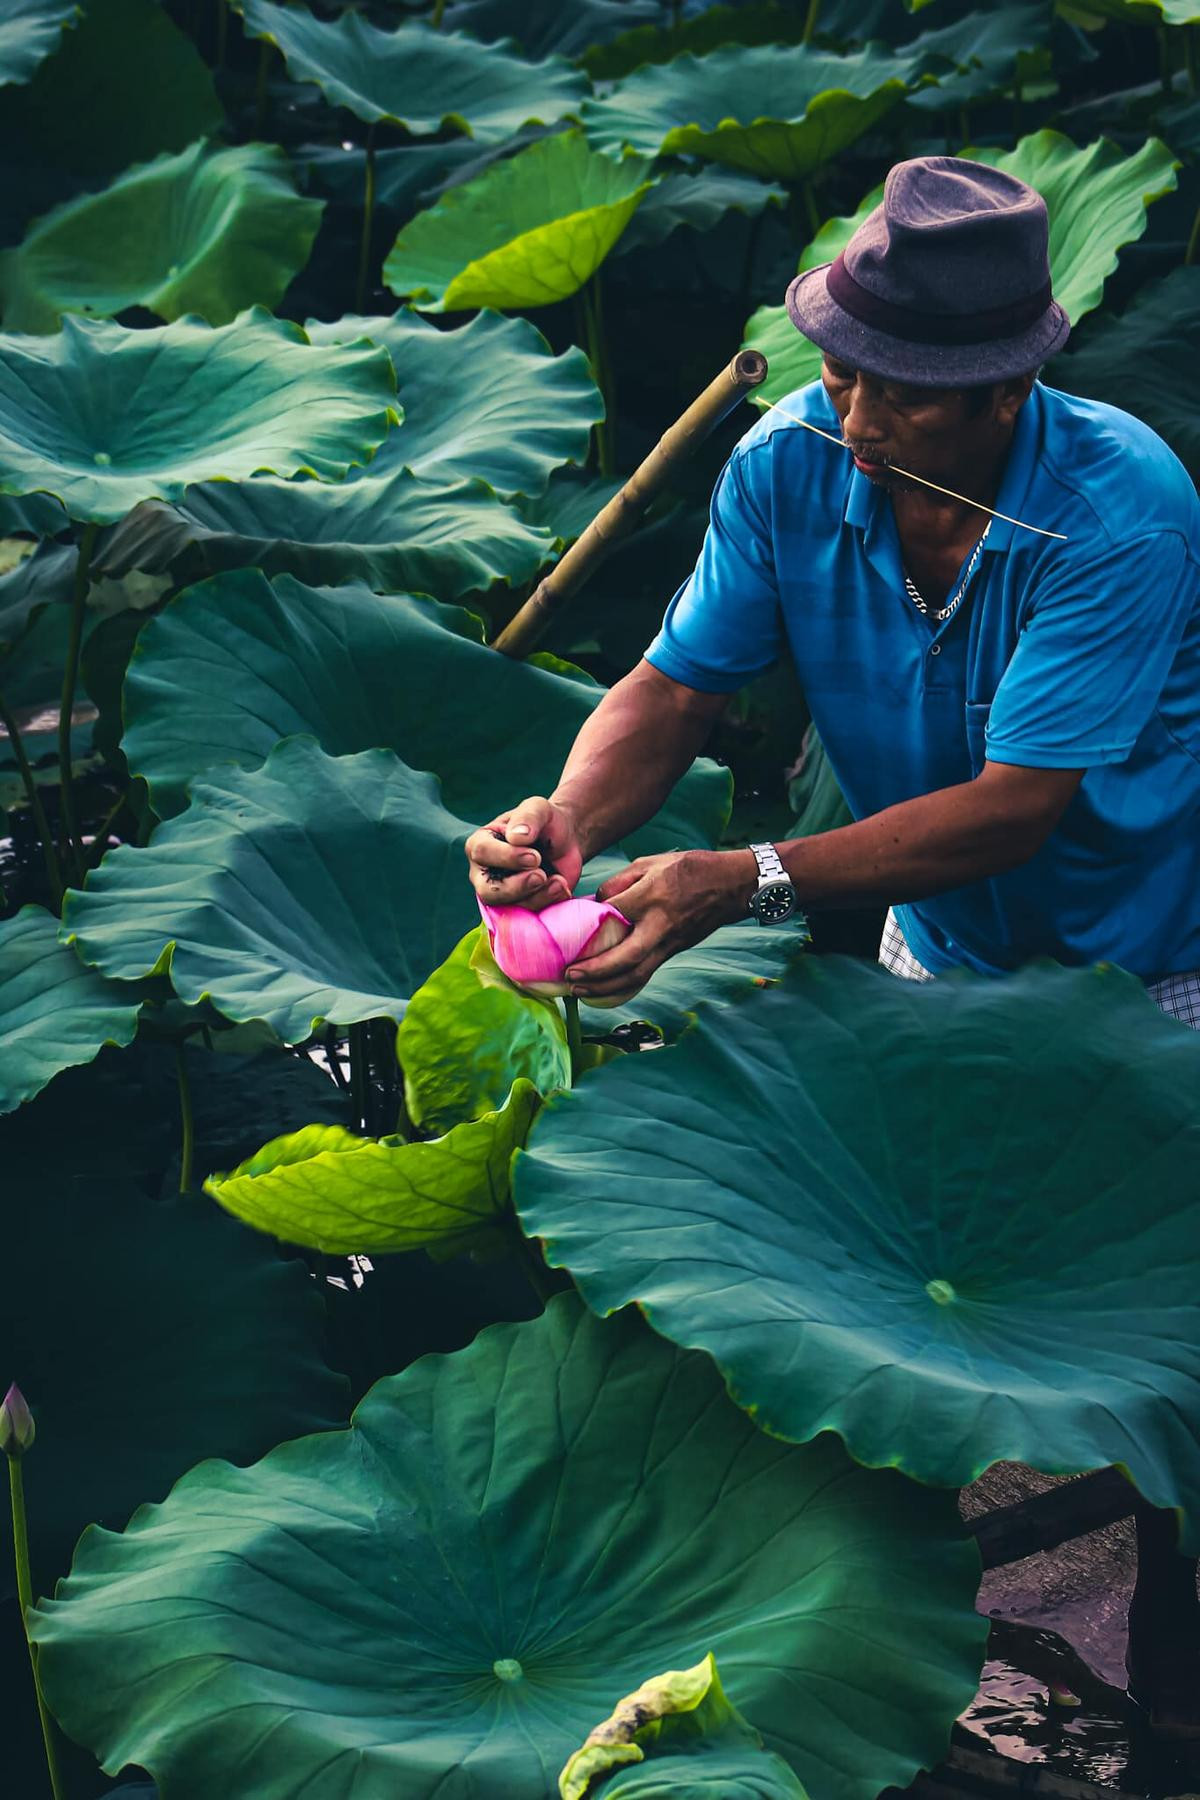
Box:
(565, 848, 757, 999)
(465, 796, 584, 912)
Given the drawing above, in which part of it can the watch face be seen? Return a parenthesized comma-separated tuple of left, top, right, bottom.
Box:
(751, 880, 796, 924)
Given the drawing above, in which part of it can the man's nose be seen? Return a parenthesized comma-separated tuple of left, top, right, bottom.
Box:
(841, 378, 888, 444)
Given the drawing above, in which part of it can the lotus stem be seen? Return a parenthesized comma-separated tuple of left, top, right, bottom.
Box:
(57, 520, 98, 886)
(1187, 26, 1197, 97)
(8, 1457, 67, 1800)
(1186, 202, 1200, 268)
(215, 0, 228, 70)
(355, 126, 377, 314)
(961, 105, 972, 148)
(85, 788, 128, 872)
(1159, 25, 1174, 96)
(801, 0, 820, 44)
(431, 0, 447, 25)
(176, 1044, 196, 1194)
(563, 995, 584, 1082)
(578, 277, 613, 477)
(349, 1021, 369, 1130)
(324, 1025, 349, 1092)
(0, 682, 63, 909)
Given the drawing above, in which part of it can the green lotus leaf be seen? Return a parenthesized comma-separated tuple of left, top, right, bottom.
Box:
(385, 131, 655, 312)
(398, 930, 569, 1134)
(399, 909, 810, 1135)
(180, 463, 423, 597)
(615, 167, 787, 256)
(561, 1654, 806, 1800)
(305, 308, 600, 497)
(236, 0, 586, 140)
(745, 131, 1180, 405)
(206, 1078, 539, 1256)
(577, 918, 810, 1037)
(517, 958, 1200, 1547)
(296, 134, 493, 215)
(1059, 0, 1198, 22)
(516, 469, 623, 544)
(62, 738, 481, 1038)
(0, 0, 222, 177)
(970, 131, 1179, 322)
(2, 1168, 347, 1601)
(902, 3, 1054, 112)
(32, 1295, 984, 1800)
(0, 139, 324, 333)
(0, 0, 78, 88)
(102, 470, 550, 603)
(442, 0, 658, 60)
(0, 904, 140, 1113)
(787, 727, 853, 838)
(580, 44, 911, 180)
(583, 0, 821, 81)
(0, 308, 399, 525)
(1051, 266, 1200, 480)
(118, 568, 731, 851)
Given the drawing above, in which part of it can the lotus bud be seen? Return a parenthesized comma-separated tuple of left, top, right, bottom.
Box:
(0, 1383, 35, 1458)
(478, 896, 636, 1008)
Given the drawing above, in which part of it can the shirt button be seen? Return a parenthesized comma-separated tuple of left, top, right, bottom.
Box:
(929, 643, 941, 656)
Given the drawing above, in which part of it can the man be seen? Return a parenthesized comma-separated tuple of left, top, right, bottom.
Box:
(467, 155, 1200, 1023)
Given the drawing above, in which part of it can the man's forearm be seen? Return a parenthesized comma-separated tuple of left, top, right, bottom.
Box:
(551, 662, 726, 862)
(772, 766, 1078, 911)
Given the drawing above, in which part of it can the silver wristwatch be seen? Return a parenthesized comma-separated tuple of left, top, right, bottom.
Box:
(747, 842, 798, 925)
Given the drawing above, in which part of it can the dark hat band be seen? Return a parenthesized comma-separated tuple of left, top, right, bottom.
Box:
(825, 252, 1053, 347)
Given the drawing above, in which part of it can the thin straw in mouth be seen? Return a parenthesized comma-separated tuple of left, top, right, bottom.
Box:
(757, 396, 1069, 543)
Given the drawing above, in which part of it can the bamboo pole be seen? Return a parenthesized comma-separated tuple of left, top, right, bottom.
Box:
(490, 348, 768, 660)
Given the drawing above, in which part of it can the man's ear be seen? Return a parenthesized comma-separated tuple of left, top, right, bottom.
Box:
(994, 370, 1037, 427)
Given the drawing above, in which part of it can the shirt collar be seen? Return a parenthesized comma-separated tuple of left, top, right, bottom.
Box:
(840, 382, 1045, 555)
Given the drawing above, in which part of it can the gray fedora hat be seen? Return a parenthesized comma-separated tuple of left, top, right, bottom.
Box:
(786, 155, 1070, 386)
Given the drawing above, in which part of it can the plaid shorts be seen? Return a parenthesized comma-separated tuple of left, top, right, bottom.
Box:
(879, 909, 1200, 1029)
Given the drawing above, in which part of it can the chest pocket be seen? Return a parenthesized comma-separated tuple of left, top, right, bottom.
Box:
(965, 701, 991, 778)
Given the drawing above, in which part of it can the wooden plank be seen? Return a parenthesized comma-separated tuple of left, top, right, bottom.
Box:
(968, 1468, 1138, 1570)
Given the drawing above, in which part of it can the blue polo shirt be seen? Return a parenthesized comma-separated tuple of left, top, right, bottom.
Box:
(645, 381, 1200, 980)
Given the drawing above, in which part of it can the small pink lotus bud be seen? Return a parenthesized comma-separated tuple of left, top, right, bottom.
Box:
(0, 1383, 35, 1457)
(478, 896, 636, 1008)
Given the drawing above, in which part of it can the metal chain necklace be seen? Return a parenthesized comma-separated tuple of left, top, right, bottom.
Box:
(902, 519, 992, 623)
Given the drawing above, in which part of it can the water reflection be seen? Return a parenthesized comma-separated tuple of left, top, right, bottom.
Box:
(963, 1654, 1131, 1784)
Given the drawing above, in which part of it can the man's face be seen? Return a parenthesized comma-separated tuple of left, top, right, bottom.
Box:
(820, 354, 1000, 491)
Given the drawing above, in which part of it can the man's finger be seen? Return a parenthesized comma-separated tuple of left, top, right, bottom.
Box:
(471, 866, 551, 904)
(595, 863, 645, 902)
(572, 960, 657, 998)
(466, 828, 542, 875)
(504, 796, 553, 845)
(567, 925, 660, 987)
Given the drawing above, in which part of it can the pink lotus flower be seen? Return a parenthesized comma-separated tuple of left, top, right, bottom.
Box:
(479, 895, 634, 1006)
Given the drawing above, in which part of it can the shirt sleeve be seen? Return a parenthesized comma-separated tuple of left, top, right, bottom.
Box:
(985, 531, 1196, 768)
(643, 447, 783, 694)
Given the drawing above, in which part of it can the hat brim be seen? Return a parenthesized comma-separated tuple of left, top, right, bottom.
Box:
(786, 263, 1071, 387)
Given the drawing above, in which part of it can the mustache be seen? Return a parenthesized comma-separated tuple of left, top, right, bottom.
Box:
(843, 441, 893, 466)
